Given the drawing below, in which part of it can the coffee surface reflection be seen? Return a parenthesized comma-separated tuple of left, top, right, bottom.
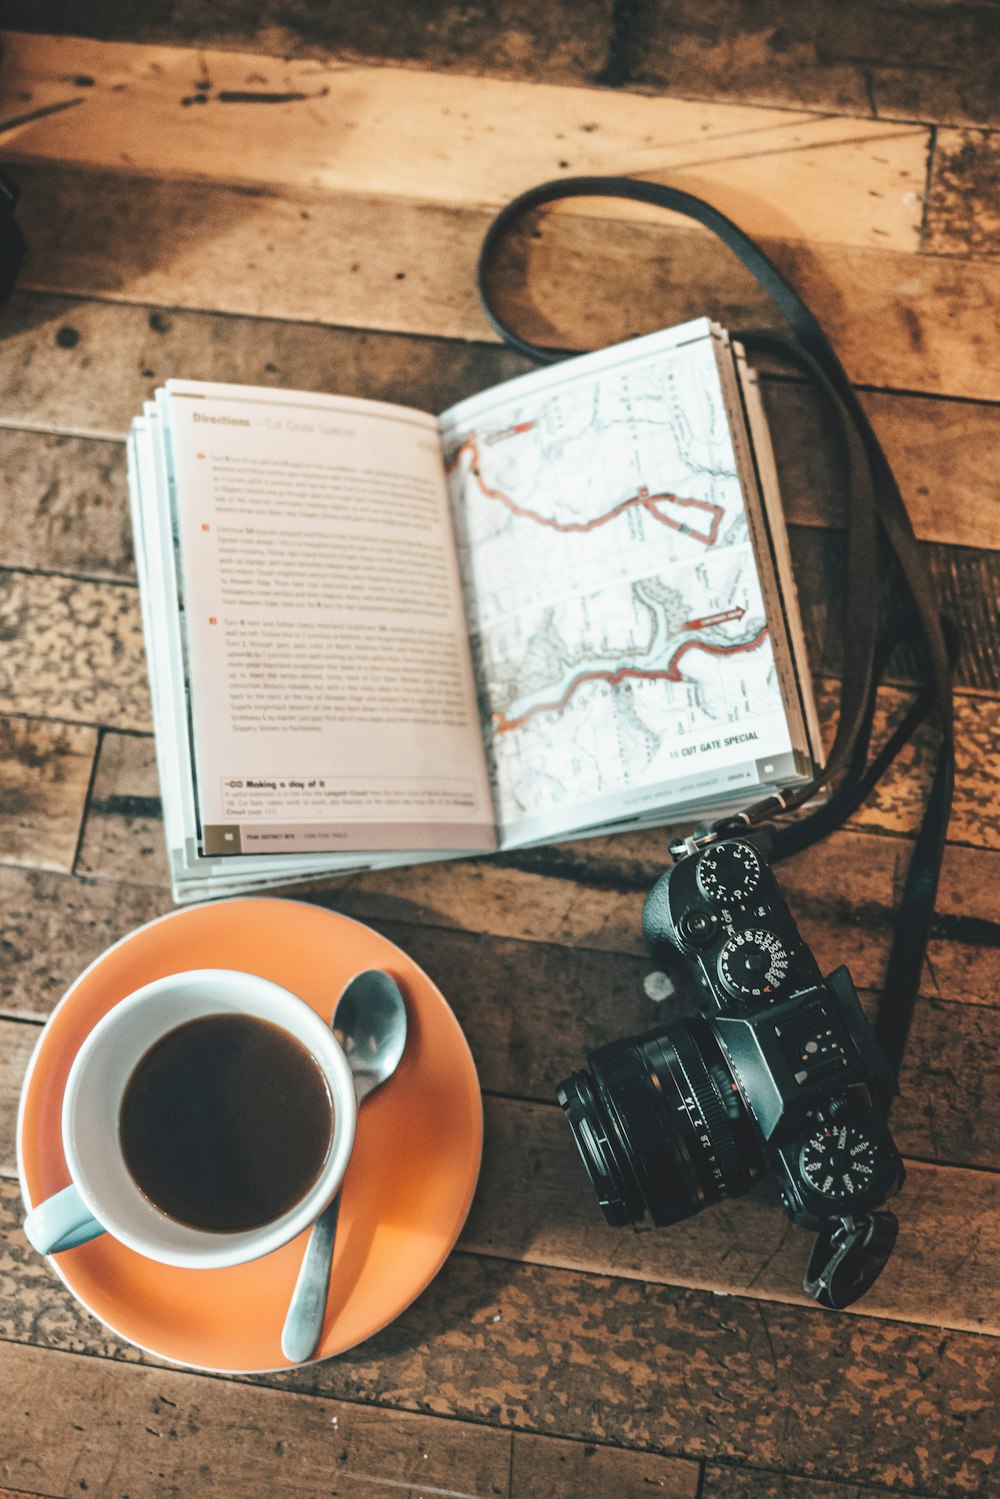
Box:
(120, 1013, 334, 1232)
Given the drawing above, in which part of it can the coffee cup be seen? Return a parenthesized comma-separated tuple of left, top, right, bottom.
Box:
(22, 969, 357, 1269)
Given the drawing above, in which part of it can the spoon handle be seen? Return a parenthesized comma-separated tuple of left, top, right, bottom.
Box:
(280, 1191, 342, 1364)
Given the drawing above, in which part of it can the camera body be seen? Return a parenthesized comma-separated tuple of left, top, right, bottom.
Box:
(557, 830, 905, 1306)
(641, 831, 903, 1230)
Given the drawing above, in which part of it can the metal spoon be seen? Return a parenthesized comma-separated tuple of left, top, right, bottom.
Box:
(280, 969, 408, 1364)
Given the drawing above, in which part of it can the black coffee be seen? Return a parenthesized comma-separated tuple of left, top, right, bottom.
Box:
(120, 1012, 334, 1233)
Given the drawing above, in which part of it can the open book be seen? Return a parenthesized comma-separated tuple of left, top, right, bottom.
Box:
(127, 319, 821, 903)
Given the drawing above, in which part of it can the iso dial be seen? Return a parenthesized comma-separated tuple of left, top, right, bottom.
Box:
(717, 929, 789, 998)
(799, 1124, 879, 1201)
(696, 842, 761, 904)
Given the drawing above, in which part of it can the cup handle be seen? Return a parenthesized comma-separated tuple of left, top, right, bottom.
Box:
(23, 1184, 105, 1254)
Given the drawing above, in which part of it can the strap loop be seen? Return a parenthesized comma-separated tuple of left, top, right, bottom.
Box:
(476, 175, 954, 1089)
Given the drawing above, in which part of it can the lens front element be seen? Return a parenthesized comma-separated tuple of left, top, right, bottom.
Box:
(557, 1019, 764, 1229)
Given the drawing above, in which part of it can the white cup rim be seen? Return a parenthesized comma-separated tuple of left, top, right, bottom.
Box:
(61, 968, 357, 1268)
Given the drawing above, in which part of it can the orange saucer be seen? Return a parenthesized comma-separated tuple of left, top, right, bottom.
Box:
(17, 898, 483, 1372)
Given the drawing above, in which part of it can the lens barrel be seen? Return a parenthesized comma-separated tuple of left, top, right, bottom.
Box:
(557, 1018, 764, 1228)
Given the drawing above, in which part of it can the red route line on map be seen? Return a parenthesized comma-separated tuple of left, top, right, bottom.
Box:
(446, 433, 725, 544)
(492, 627, 770, 734)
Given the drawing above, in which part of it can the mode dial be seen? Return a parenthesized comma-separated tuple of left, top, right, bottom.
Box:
(696, 841, 761, 904)
(717, 929, 789, 998)
(799, 1124, 880, 1201)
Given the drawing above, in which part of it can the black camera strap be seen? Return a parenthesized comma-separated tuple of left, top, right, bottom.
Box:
(476, 175, 955, 1095)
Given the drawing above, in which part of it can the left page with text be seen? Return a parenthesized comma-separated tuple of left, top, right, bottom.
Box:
(161, 381, 496, 858)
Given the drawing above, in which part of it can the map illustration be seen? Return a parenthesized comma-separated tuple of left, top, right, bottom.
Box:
(440, 329, 784, 835)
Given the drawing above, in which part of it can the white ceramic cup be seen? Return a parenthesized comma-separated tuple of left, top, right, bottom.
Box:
(22, 969, 357, 1269)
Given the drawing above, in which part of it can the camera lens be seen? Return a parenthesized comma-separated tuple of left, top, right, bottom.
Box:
(557, 1018, 765, 1228)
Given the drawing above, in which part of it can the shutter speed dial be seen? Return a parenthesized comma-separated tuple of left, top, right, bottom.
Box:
(696, 842, 762, 904)
(800, 1124, 880, 1201)
(717, 929, 789, 998)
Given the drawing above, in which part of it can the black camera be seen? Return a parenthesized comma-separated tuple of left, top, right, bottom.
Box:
(557, 829, 905, 1308)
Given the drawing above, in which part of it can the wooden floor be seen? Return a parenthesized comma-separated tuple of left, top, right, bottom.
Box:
(0, 6, 998, 1497)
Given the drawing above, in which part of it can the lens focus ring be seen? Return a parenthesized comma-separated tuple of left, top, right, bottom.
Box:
(666, 1025, 749, 1199)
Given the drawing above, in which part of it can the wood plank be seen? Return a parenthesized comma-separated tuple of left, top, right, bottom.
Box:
(74, 731, 165, 882)
(0, 290, 530, 442)
(511, 1434, 698, 1499)
(64, 749, 1000, 1010)
(0, 1339, 515, 1499)
(0, 33, 928, 254)
(766, 381, 1000, 553)
(67, 665, 1000, 903)
(0, 1020, 37, 1175)
(313, 833, 1000, 1009)
(4, 2, 997, 128)
(0, 572, 148, 732)
(632, 1, 1000, 130)
(0, 1345, 702, 1499)
(463, 1100, 1000, 1334)
(487, 206, 1000, 399)
(808, 680, 1000, 850)
(1, 1184, 994, 1495)
(60, 725, 1000, 1009)
(1, 292, 996, 557)
(0, 866, 167, 1021)
(702, 1471, 944, 1499)
(4, 539, 997, 749)
(0, 888, 996, 1170)
(8, 171, 999, 403)
(1, 1022, 993, 1331)
(3, 395, 999, 590)
(784, 532, 1000, 697)
(0, 428, 129, 579)
(925, 129, 1000, 259)
(0, 717, 97, 872)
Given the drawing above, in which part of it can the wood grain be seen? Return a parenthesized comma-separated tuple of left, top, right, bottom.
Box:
(0, 572, 148, 732)
(630, 1, 1000, 129)
(311, 832, 1000, 1008)
(8, 172, 1000, 403)
(0, 886, 996, 1170)
(511, 1433, 699, 1499)
(0, 1020, 37, 1174)
(1, 290, 997, 556)
(0, 999, 994, 1328)
(0, 10, 995, 1499)
(66, 671, 1000, 902)
(3, 2, 998, 127)
(0, 1184, 994, 1494)
(59, 724, 1000, 1007)
(765, 381, 1000, 553)
(464, 1101, 1000, 1333)
(0, 1339, 698, 1499)
(2, 353, 998, 575)
(0, 717, 97, 872)
(0, 1339, 516, 1499)
(3, 538, 997, 749)
(701, 1471, 946, 1499)
(0, 428, 129, 579)
(0, 34, 928, 253)
(925, 129, 1000, 259)
(0, 289, 529, 441)
(0, 866, 167, 1020)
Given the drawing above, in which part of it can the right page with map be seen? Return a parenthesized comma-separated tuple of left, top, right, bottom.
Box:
(438, 319, 818, 848)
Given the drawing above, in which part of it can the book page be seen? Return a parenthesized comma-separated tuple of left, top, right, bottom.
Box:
(162, 381, 495, 857)
(438, 321, 804, 847)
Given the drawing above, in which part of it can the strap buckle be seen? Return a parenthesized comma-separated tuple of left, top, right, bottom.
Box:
(804, 1211, 899, 1310)
(668, 792, 792, 863)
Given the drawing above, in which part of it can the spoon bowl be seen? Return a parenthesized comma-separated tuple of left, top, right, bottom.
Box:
(333, 969, 409, 1105)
